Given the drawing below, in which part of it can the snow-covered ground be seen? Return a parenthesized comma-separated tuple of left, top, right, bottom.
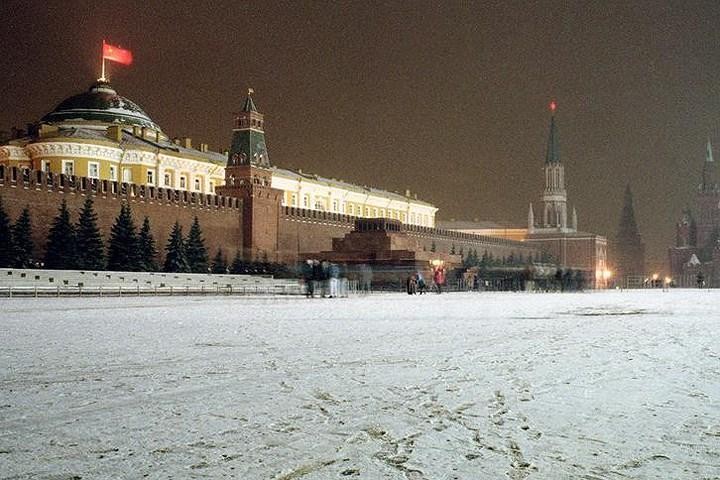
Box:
(1, 290, 719, 479)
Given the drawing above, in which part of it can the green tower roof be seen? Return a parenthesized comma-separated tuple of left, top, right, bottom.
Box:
(545, 114, 560, 164)
(242, 95, 258, 113)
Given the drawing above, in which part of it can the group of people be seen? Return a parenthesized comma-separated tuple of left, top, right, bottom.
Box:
(406, 267, 446, 294)
(302, 259, 343, 298)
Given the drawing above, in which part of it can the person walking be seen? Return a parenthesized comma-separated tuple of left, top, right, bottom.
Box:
(433, 266, 445, 294)
(406, 273, 417, 295)
(416, 271, 426, 294)
(329, 262, 340, 298)
(302, 259, 315, 298)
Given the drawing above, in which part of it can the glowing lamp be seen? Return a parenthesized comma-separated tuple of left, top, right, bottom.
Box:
(550, 101, 557, 112)
(652, 273, 659, 281)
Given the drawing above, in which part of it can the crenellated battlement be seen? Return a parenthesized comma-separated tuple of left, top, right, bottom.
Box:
(0, 166, 241, 211)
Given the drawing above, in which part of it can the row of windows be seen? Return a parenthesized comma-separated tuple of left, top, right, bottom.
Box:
(46, 160, 217, 193)
(285, 192, 431, 225)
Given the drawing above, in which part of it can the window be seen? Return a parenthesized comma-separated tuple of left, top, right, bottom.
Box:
(146, 170, 154, 185)
(411, 213, 416, 224)
(164, 173, 171, 187)
(40, 160, 50, 172)
(62, 160, 74, 176)
(209, 181, 214, 193)
(109, 166, 117, 180)
(88, 162, 99, 179)
(291, 194, 297, 206)
(348, 204, 354, 215)
(332, 200, 339, 212)
(372, 208, 378, 217)
(380, 209, 385, 217)
(122, 168, 132, 183)
(364, 207, 369, 217)
(179, 176, 186, 189)
(194, 178, 201, 191)
(303, 195, 309, 208)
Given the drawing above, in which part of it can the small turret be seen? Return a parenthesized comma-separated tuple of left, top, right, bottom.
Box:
(528, 203, 535, 233)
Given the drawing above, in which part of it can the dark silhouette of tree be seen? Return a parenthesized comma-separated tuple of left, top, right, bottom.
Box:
(45, 199, 77, 269)
(164, 221, 189, 273)
(75, 197, 105, 270)
(0, 197, 13, 267)
(430, 241, 436, 252)
(230, 249, 245, 274)
(12, 207, 34, 268)
(185, 216, 209, 273)
(211, 247, 227, 274)
(107, 203, 140, 271)
(137, 216, 158, 271)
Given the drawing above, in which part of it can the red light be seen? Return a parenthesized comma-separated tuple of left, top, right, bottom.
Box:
(550, 101, 557, 112)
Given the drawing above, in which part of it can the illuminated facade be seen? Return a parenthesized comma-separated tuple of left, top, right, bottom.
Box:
(0, 80, 436, 227)
(0, 81, 226, 194)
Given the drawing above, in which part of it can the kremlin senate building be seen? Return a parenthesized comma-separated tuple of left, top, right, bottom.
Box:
(0, 74, 609, 288)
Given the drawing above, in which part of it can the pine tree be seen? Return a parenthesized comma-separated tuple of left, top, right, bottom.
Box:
(0, 197, 13, 267)
(164, 221, 189, 272)
(211, 247, 227, 274)
(230, 249, 245, 274)
(185, 216, 209, 273)
(107, 203, 140, 271)
(137, 216, 159, 271)
(45, 199, 77, 269)
(75, 197, 105, 270)
(12, 207, 34, 268)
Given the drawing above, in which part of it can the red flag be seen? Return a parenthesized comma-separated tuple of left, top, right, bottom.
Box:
(103, 41, 133, 65)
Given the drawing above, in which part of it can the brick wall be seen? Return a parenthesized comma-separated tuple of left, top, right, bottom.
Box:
(0, 167, 242, 265)
(277, 207, 355, 264)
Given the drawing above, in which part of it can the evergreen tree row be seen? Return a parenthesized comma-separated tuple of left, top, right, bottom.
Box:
(0, 196, 217, 274)
(0, 197, 34, 268)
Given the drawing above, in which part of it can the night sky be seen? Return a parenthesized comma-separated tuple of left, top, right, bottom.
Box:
(3, 0, 720, 272)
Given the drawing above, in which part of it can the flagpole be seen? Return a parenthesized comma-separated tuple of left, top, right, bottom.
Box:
(100, 40, 106, 81)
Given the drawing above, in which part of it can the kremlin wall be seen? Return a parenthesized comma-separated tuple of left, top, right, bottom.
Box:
(0, 78, 609, 286)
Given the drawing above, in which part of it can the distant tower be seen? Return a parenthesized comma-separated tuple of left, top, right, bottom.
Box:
(696, 139, 720, 252)
(614, 185, 645, 281)
(215, 89, 282, 262)
(541, 101, 569, 230)
(701, 139, 716, 193)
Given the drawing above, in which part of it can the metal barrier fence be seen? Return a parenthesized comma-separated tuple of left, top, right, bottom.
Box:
(0, 283, 304, 298)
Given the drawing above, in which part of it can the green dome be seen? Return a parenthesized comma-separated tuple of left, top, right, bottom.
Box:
(41, 80, 161, 130)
